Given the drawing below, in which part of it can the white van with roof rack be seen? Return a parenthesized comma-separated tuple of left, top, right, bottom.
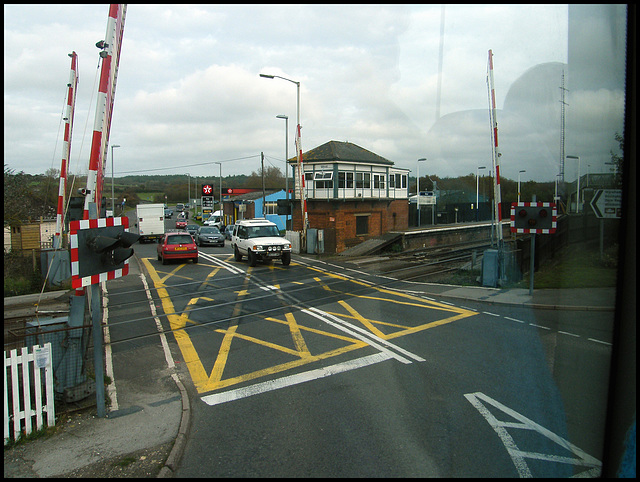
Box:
(231, 218, 291, 267)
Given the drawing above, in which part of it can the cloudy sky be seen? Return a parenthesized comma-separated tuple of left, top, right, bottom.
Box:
(4, 4, 627, 183)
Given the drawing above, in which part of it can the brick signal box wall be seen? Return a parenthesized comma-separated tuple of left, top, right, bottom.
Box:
(290, 199, 409, 254)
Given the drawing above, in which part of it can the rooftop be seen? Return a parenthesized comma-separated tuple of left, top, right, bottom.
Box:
(289, 140, 394, 166)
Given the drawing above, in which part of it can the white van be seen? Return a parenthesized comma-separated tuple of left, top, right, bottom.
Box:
(204, 210, 223, 229)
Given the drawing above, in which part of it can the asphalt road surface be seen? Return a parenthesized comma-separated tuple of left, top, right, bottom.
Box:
(120, 224, 609, 477)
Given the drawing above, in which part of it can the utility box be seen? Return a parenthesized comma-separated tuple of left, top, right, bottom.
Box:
(306, 229, 325, 254)
(481, 249, 499, 287)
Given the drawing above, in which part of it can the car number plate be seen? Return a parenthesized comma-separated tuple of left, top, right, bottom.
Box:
(174, 247, 187, 251)
(268, 252, 279, 257)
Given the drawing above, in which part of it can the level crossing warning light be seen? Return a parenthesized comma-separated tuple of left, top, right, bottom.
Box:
(510, 202, 557, 234)
(70, 216, 140, 288)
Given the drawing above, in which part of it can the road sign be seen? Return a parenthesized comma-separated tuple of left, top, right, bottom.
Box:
(201, 184, 213, 196)
(590, 189, 622, 219)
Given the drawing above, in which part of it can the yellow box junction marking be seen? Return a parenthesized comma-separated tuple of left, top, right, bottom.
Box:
(142, 257, 476, 395)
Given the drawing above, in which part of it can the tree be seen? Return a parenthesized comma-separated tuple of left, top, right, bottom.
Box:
(247, 166, 284, 189)
(3, 165, 56, 224)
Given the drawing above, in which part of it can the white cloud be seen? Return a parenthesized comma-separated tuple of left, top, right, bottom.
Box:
(3, 4, 627, 183)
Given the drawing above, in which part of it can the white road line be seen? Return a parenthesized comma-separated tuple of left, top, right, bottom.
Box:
(465, 392, 602, 477)
(140, 272, 176, 370)
(201, 352, 392, 406)
(483, 311, 501, 317)
(558, 330, 580, 337)
(198, 252, 244, 274)
(587, 338, 611, 346)
(505, 316, 525, 323)
(529, 323, 551, 330)
(305, 307, 425, 364)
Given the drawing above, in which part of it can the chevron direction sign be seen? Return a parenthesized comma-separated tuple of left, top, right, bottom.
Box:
(590, 189, 622, 219)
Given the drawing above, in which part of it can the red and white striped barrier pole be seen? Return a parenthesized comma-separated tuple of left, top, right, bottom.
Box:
(84, 4, 126, 220)
(487, 49, 503, 243)
(296, 124, 308, 232)
(54, 51, 78, 248)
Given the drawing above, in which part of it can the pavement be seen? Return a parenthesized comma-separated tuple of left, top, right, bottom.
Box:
(3, 255, 617, 478)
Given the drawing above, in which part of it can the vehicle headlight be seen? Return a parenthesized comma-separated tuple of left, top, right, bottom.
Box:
(252, 245, 263, 251)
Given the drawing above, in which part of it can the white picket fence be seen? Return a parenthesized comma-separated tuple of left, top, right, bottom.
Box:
(4, 343, 56, 444)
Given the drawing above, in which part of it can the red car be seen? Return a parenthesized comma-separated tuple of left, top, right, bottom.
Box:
(157, 232, 198, 265)
(176, 219, 187, 229)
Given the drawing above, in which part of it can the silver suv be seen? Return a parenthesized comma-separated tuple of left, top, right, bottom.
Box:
(231, 218, 291, 267)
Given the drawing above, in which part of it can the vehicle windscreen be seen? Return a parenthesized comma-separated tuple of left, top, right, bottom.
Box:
(168, 235, 193, 245)
(200, 227, 220, 234)
(247, 225, 280, 238)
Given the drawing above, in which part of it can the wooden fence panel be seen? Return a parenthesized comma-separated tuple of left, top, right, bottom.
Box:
(3, 343, 55, 444)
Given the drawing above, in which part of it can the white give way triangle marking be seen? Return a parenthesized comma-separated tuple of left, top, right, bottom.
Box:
(464, 392, 602, 477)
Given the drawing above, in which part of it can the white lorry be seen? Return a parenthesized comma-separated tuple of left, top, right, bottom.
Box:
(136, 203, 165, 243)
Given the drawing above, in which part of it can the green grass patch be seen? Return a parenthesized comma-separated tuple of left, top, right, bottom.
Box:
(446, 242, 618, 289)
(527, 243, 618, 289)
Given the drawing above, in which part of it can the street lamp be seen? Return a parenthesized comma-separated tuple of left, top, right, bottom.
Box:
(518, 169, 526, 203)
(416, 158, 427, 227)
(566, 155, 580, 212)
(476, 166, 486, 221)
(110, 144, 120, 215)
(260, 74, 300, 129)
(215, 162, 222, 219)
(261, 73, 306, 241)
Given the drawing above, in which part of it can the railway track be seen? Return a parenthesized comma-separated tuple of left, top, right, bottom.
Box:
(352, 240, 497, 282)
(3, 293, 71, 351)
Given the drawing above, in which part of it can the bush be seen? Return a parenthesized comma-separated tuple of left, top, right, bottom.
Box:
(4, 250, 43, 297)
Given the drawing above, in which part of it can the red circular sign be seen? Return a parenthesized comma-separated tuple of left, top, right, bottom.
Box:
(202, 184, 212, 195)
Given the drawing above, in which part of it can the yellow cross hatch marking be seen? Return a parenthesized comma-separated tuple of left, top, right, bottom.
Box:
(142, 257, 476, 395)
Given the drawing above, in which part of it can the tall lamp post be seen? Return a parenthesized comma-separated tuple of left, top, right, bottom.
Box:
(566, 155, 580, 212)
(476, 165, 486, 221)
(215, 162, 222, 219)
(110, 144, 120, 215)
(416, 158, 427, 227)
(260, 73, 306, 243)
(518, 169, 526, 203)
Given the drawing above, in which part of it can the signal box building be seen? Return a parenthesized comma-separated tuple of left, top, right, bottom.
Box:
(288, 140, 409, 254)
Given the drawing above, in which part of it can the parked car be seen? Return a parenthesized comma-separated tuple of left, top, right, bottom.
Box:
(185, 224, 199, 237)
(223, 224, 234, 240)
(176, 219, 187, 229)
(195, 226, 225, 247)
(157, 232, 198, 265)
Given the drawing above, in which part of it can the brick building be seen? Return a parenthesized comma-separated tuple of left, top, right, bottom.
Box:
(288, 140, 409, 254)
